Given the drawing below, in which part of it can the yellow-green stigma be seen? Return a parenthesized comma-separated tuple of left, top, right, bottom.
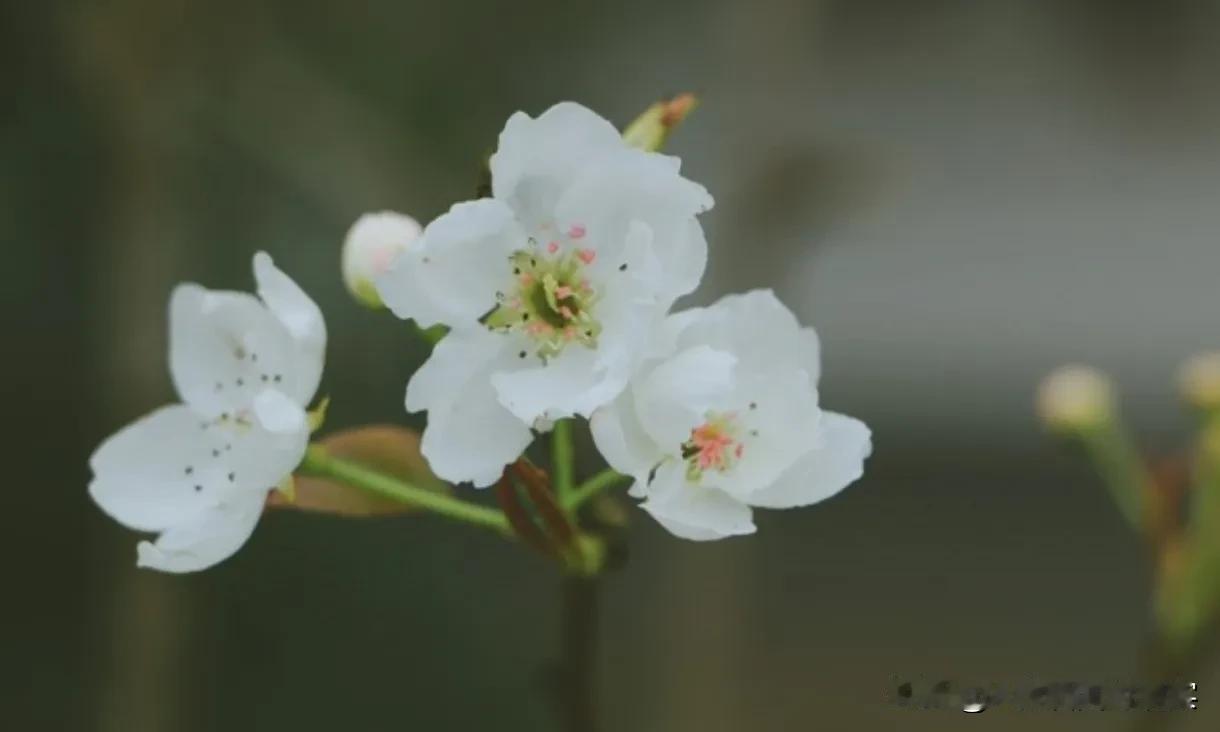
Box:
(483, 242, 601, 360)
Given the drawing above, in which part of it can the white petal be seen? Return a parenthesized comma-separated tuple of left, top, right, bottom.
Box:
(90, 405, 234, 532)
(553, 147, 712, 302)
(632, 346, 737, 448)
(749, 412, 872, 509)
(660, 218, 709, 303)
(492, 346, 627, 424)
(798, 325, 822, 386)
(407, 329, 534, 486)
(169, 284, 302, 417)
(490, 102, 624, 228)
(705, 366, 821, 500)
(669, 289, 806, 373)
(224, 419, 309, 499)
(252, 388, 307, 434)
(590, 394, 664, 485)
(253, 252, 327, 405)
(639, 462, 756, 541)
(376, 199, 522, 330)
(89, 404, 305, 533)
(136, 489, 267, 573)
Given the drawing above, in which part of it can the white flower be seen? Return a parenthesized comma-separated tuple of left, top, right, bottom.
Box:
(88, 253, 326, 572)
(375, 102, 713, 486)
(590, 290, 871, 540)
(342, 211, 422, 308)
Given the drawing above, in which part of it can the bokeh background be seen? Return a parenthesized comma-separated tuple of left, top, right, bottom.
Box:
(6, 0, 1220, 729)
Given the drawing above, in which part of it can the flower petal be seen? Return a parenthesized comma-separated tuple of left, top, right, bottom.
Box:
(704, 366, 821, 500)
(554, 148, 712, 303)
(632, 345, 737, 449)
(490, 102, 624, 228)
(406, 329, 534, 486)
(797, 325, 822, 386)
(136, 489, 267, 573)
(90, 405, 233, 532)
(89, 404, 305, 533)
(169, 284, 302, 418)
(492, 346, 625, 424)
(253, 252, 327, 405)
(589, 395, 664, 487)
(669, 289, 807, 374)
(748, 411, 872, 509)
(252, 388, 307, 434)
(639, 462, 756, 541)
(376, 199, 523, 330)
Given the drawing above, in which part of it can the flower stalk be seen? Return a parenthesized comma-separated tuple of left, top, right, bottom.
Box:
(297, 444, 511, 535)
(562, 469, 629, 512)
(551, 419, 576, 502)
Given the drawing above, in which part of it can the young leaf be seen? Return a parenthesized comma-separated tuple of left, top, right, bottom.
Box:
(271, 425, 447, 516)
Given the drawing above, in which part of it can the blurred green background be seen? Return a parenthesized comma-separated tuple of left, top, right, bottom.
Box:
(5, 0, 1220, 729)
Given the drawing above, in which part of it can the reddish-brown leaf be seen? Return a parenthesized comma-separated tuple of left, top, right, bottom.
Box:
(269, 424, 446, 517)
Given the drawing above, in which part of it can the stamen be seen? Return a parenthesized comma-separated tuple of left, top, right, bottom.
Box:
(479, 239, 603, 360)
(682, 412, 746, 482)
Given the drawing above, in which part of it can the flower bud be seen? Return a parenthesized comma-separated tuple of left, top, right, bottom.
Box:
(1178, 351, 1220, 411)
(1036, 364, 1115, 433)
(622, 93, 698, 152)
(342, 211, 421, 308)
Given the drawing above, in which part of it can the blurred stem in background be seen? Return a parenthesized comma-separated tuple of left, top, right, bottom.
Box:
(1039, 358, 1220, 727)
(1036, 365, 1151, 535)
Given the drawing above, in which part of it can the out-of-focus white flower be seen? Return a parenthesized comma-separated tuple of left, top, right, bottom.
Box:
(375, 102, 713, 486)
(342, 211, 422, 308)
(590, 290, 872, 540)
(89, 253, 326, 572)
(1179, 351, 1220, 411)
(1036, 364, 1114, 433)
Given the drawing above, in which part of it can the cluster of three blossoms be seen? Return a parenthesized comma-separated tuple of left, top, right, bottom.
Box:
(89, 102, 872, 572)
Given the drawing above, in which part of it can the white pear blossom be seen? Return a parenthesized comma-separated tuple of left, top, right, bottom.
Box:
(590, 290, 871, 540)
(342, 211, 422, 308)
(89, 253, 326, 572)
(374, 102, 713, 486)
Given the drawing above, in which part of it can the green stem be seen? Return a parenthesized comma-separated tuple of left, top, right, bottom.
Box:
(552, 419, 576, 502)
(297, 444, 510, 535)
(562, 469, 630, 512)
(1080, 420, 1149, 534)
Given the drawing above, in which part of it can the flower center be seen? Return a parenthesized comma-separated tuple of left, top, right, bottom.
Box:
(483, 237, 601, 360)
(680, 412, 745, 482)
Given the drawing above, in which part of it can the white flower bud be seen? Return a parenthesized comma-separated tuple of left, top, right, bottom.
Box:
(342, 211, 421, 308)
(1178, 351, 1220, 411)
(1036, 364, 1115, 433)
